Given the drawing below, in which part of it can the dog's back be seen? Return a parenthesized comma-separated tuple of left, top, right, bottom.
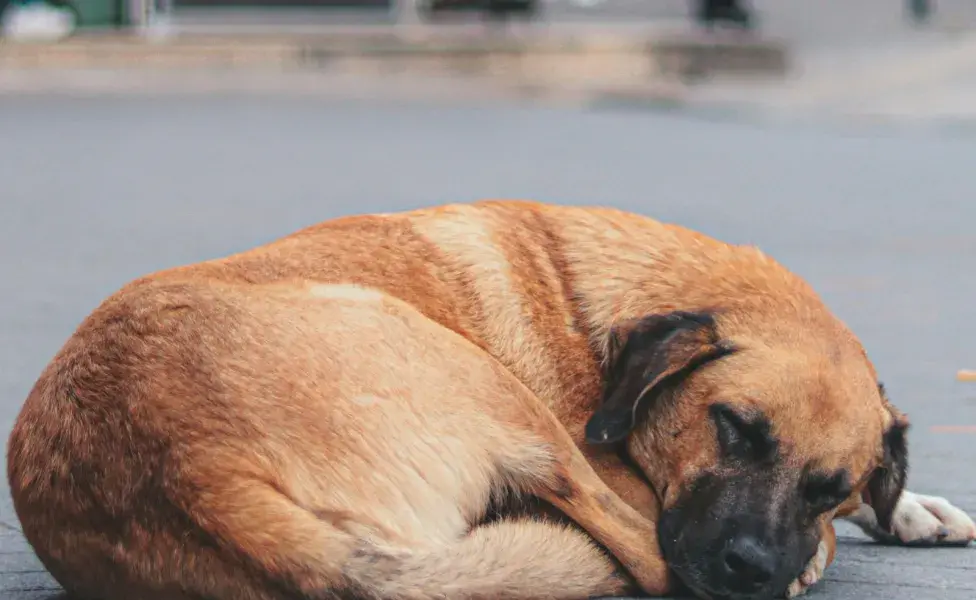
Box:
(7, 200, 828, 599)
(8, 274, 626, 599)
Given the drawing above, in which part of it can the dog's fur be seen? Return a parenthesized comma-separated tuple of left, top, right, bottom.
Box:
(7, 200, 975, 600)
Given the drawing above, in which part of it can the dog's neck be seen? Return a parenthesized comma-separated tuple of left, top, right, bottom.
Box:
(394, 202, 833, 432)
(400, 204, 819, 438)
(548, 206, 824, 366)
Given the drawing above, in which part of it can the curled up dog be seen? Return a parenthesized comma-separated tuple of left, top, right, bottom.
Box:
(7, 200, 975, 600)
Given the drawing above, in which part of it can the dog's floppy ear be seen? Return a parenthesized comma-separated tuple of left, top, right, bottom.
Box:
(585, 311, 735, 445)
(863, 383, 910, 533)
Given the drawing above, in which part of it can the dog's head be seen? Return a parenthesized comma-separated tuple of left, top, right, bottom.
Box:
(585, 310, 908, 600)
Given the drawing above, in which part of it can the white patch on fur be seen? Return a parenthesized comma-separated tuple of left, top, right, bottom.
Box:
(844, 490, 976, 545)
(309, 284, 384, 302)
(894, 491, 976, 543)
(350, 395, 387, 408)
(786, 538, 827, 598)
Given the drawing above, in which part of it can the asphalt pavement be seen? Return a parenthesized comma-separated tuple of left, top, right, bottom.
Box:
(1, 95, 974, 599)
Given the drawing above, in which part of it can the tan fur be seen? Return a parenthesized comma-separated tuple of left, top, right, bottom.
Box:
(7, 200, 897, 599)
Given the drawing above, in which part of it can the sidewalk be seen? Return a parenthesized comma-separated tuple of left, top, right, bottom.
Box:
(0, 23, 789, 102)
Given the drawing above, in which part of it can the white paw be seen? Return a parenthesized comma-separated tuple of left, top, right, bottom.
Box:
(846, 490, 976, 546)
(891, 491, 976, 546)
(784, 538, 827, 598)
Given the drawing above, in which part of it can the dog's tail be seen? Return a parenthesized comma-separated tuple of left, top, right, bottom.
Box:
(343, 518, 629, 599)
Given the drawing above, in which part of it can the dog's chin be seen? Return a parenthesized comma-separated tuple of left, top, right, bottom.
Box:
(668, 564, 784, 600)
(666, 563, 717, 600)
(676, 583, 778, 600)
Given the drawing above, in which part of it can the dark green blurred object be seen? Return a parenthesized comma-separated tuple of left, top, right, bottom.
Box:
(908, 0, 932, 23)
(18, 0, 124, 28)
(420, 0, 538, 19)
(66, 0, 124, 27)
(0, 0, 122, 32)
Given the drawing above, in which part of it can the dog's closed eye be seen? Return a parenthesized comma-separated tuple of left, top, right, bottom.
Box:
(710, 403, 778, 463)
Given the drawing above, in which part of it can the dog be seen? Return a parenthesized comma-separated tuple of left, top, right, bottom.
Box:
(7, 200, 975, 600)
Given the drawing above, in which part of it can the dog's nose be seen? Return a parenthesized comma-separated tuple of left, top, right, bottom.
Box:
(721, 536, 775, 591)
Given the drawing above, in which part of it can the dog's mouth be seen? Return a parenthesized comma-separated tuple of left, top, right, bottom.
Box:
(673, 578, 763, 600)
(678, 584, 787, 600)
(666, 562, 729, 600)
(659, 514, 807, 600)
(666, 570, 713, 600)
(667, 557, 801, 600)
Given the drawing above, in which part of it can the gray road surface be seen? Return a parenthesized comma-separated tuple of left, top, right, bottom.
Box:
(1, 95, 974, 599)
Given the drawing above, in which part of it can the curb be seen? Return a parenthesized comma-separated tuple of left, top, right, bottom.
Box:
(0, 29, 789, 100)
(0, 67, 688, 116)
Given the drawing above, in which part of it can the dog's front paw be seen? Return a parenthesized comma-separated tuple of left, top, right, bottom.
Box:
(784, 539, 828, 598)
(847, 490, 976, 546)
(891, 491, 976, 546)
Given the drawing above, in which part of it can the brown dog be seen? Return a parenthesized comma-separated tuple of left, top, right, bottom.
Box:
(7, 200, 975, 600)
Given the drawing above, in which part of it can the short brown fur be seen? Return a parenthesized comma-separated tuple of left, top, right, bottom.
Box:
(5, 200, 922, 599)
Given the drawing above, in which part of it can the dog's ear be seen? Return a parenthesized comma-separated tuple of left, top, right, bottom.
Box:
(863, 383, 910, 533)
(585, 311, 735, 445)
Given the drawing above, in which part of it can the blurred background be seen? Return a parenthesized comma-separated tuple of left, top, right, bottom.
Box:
(4, 1, 976, 126)
(2, 1, 976, 599)
(5, 0, 976, 119)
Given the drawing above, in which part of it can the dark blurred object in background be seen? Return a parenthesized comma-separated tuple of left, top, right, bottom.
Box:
(695, 0, 755, 31)
(907, 0, 933, 24)
(172, 0, 390, 4)
(421, 0, 539, 22)
(483, 0, 537, 21)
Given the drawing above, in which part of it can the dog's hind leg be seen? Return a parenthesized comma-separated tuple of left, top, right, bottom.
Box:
(344, 518, 628, 599)
(169, 457, 627, 600)
(164, 457, 363, 599)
